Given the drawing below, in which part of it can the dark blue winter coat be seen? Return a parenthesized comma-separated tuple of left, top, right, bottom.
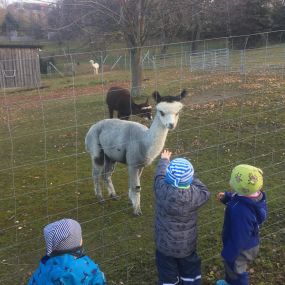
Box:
(221, 191, 267, 263)
(28, 252, 106, 285)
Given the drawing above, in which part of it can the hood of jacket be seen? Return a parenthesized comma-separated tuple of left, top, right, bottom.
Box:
(236, 192, 267, 224)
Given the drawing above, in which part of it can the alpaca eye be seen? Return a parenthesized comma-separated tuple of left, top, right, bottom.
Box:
(160, 111, 165, 116)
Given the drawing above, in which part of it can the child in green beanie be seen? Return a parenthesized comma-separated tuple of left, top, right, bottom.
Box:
(216, 164, 268, 285)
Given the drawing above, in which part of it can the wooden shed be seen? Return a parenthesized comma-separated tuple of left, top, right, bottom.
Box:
(0, 44, 41, 89)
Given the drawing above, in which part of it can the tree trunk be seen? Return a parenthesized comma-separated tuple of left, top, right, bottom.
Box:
(130, 47, 142, 97)
(191, 29, 200, 52)
(191, 14, 201, 52)
(160, 29, 168, 55)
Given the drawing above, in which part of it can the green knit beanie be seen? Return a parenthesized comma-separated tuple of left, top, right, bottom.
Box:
(230, 164, 263, 195)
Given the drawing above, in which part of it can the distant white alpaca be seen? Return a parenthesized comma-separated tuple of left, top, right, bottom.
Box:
(85, 89, 187, 215)
(89, 60, 100, 75)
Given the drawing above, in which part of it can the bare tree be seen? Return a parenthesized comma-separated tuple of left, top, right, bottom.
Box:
(48, 0, 159, 96)
(155, 0, 184, 54)
(118, 0, 159, 96)
(92, 0, 158, 96)
(175, 0, 212, 52)
(48, 0, 273, 92)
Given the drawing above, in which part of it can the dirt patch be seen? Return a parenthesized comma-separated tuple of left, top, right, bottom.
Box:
(187, 90, 244, 105)
(0, 82, 132, 109)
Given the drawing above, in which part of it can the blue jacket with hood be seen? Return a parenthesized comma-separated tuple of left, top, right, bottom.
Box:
(221, 191, 267, 263)
(28, 250, 106, 285)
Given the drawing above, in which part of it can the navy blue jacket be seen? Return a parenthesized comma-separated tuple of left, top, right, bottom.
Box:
(221, 191, 267, 262)
(154, 158, 210, 258)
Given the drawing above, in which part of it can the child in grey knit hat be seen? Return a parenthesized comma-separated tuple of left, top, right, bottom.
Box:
(28, 218, 106, 285)
(44, 218, 83, 256)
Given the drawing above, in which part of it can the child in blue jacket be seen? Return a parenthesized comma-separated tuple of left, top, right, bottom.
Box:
(28, 218, 106, 285)
(216, 164, 267, 285)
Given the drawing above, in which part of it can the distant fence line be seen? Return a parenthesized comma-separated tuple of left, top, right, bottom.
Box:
(43, 44, 285, 78)
(29, 30, 285, 80)
(3, 31, 285, 88)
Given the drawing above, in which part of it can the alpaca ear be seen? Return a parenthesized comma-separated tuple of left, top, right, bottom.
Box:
(180, 89, 188, 99)
(152, 91, 161, 103)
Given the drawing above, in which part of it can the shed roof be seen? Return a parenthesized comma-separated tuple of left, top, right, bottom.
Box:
(0, 43, 42, 49)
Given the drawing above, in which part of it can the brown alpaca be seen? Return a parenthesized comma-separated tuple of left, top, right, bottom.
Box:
(106, 86, 152, 120)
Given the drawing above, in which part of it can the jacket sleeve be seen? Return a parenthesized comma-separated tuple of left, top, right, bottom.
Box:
(256, 192, 268, 225)
(190, 177, 211, 208)
(221, 207, 252, 262)
(92, 266, 106, 285)
(220, 191, 233, 205)
(153, 158, 169, 192)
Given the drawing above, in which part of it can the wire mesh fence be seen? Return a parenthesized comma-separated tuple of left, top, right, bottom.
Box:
(0, 30, 285, 284)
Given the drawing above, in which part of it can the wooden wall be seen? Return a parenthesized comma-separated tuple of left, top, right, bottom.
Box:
(0, 47, 41, 89)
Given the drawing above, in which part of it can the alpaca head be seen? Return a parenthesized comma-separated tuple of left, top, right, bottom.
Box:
(155, 101, 183, 129)
(89, 60, 94, 64)
(153, 89, 187, 129)
(152, 89, 187, 103)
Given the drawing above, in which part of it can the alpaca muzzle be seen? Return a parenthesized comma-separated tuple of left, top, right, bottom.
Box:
(167, 123, 174, 129)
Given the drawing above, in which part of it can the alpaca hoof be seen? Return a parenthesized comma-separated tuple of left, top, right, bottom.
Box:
(97, 196, 105, 204)
(133, 209, 142, 216)
(110, 194, 119, 200)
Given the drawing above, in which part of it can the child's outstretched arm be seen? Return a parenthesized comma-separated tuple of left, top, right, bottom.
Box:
(217, 192, 225, 201)
(161, 149, 172, 160)
(217, 191, 233, 204)
(154, 149, 172, 178)
(153, 149, 171, 192)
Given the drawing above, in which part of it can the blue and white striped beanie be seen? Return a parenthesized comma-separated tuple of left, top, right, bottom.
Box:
(165, 158, 194, 188)
(44, 218, 82, 256)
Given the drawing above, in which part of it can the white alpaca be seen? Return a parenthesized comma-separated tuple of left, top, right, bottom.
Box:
(85, 90, 187, 215)
(89, 60, 100, 75)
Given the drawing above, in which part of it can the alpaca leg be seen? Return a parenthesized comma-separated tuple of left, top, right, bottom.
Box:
(92, 158, 104, 203)
(117, 112, 123, 119)
(128, 166, 143, 215)
(103, 158, 118, 200)
(138, 167, 144, 178)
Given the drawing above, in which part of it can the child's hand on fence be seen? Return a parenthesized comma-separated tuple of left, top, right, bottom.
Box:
(217, 192, 225, 202)
(161, 149, 172, 160)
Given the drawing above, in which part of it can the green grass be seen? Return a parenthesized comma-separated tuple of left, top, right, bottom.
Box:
(0, 67, 284, 285)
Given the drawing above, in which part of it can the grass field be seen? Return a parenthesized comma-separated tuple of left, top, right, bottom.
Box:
(0, 62, 284, 285)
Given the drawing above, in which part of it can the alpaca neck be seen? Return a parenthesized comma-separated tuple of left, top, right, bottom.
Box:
(144, 115, 169, 163)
